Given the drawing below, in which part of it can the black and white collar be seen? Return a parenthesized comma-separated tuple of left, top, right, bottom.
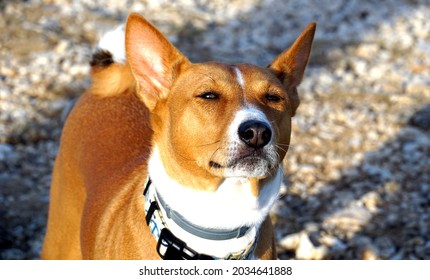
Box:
(143, 177, 257, 260)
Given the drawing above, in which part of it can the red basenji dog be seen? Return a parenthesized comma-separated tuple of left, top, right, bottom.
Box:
(41, 13, 315, 260)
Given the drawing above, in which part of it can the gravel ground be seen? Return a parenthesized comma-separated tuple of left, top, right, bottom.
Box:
(1, 0, 429, 260)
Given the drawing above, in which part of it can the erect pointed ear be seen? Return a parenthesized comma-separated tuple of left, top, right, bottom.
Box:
(126, 13, 190, 110)
(268, 22, 316, 116)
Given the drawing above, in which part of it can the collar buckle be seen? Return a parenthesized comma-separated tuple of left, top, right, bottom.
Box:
(157, 228, 214, 260)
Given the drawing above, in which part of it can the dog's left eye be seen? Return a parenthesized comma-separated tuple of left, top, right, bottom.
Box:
(198, 91, 219, 100)
(264, 93, 282, 102)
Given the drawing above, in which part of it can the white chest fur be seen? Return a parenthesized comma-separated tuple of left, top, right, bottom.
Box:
(147, 146, 281, 258)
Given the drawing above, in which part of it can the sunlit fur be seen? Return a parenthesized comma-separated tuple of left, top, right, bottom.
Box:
(41, 13, 315, 260)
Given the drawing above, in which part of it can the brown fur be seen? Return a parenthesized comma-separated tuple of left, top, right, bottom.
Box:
(41, 13, 315, 259)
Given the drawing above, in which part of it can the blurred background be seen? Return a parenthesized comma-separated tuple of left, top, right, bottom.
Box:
(1, 0, 429, 259)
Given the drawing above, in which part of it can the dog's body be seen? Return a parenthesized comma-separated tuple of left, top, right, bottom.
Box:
(41, 14, 315, 260)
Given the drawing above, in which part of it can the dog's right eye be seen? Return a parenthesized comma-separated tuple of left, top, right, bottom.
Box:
(198, 91, 219, 100)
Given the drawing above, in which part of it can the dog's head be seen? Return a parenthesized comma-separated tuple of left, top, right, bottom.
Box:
(126, 13, 315, 191)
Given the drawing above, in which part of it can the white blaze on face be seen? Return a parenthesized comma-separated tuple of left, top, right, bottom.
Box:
(234, 66, 245, 92)
(229, 66, 272, 145)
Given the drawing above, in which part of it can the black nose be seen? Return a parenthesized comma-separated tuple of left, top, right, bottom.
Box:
(238, 120, 272, 149)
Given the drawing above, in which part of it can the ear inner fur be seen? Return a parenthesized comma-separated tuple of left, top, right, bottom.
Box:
(269, 22, 316, 86)
(125, 13, 190, 110)
(268, 22, 316, 116)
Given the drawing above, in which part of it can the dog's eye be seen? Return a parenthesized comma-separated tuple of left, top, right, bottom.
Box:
(264, 93, 282, 102)
(198, 91, 219, 100)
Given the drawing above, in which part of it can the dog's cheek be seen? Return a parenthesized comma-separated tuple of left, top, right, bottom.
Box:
(169, 108, 207, 164)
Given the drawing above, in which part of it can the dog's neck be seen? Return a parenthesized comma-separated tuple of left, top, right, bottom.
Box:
(146, 145, 282, 258)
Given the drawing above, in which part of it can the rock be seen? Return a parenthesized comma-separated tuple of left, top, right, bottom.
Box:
(360, 243, 379, 260)
(409, 105, 430, 131)
(279, 232, 328, 260)
(319, 235, 347, 252)
(0, 144, 13, 161)
(1, 249, 26, 260)
(279, 232, 301, 250)
(360, 191, 381, 213)
(324, 207, 372, 234)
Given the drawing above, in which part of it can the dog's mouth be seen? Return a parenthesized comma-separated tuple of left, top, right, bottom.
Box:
(209, 161, 223, 169)
(210, 150, 264, 168)
(208, 148, 278, 178)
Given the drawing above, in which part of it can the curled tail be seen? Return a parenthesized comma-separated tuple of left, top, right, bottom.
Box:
(89, 25, 135, 97)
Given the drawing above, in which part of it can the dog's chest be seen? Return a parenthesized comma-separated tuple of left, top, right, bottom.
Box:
(147, 147, 282, 258)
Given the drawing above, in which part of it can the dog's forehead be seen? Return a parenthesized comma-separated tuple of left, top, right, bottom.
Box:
(182, 62, 282, 90)
(232, 63, 283, 87)
(190, 62, 273, 77)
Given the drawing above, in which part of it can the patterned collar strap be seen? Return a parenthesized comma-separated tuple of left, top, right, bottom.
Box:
(143, 177, 257, 260)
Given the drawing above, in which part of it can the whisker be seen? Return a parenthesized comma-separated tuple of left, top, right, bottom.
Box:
(209, 146, 223, 163)
(195, 139, 222, 147)
(174, 140, 224, 164)
(276, 145, 288, 154)
(175, 152, 197, 162)
(277, 143, 295, 150)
